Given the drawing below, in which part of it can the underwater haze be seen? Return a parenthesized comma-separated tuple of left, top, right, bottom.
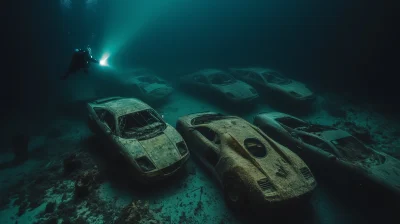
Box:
(1, 0, 400, 223)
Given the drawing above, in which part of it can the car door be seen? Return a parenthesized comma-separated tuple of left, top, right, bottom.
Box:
(93, 108, 117, 138)
(192, 126, 221, 172)
(295, 132, 338, 165)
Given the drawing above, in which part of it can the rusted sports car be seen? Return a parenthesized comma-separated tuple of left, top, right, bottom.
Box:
(254, 112, 400, 197)
(176, 112, 316, 209)
(126, 73, 173, 102)
(179, 69, 259, 104)
(229, 67, 315, 108)
(87, 97, 189, 183)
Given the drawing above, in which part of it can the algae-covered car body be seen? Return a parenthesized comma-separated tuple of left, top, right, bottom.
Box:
(254, 112, 400, 197)
(176, 112, 316, 209)
(179, 69, 259, 104)
(87, 97, 189, 183)
(126, 74, 173, 102)
(229, 67, 315, 106)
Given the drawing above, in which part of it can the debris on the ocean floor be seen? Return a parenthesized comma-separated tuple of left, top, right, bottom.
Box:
(63, 153, 82, 174)
(12, 132, 30, 164)
(75, 168, 100, 198)
(115, 200, 160, 224)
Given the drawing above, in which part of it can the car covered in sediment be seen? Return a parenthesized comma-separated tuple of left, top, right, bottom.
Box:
(229, 67, 315, 106)
(179, 69, 259, 104)
(253, 112, 400, 197)
(125, 71, 174, 102)
(176, 112, 316, 209)
(87, 97, 189, 183)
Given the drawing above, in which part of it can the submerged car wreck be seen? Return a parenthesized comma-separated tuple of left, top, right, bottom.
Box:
(179, 69, 259, 105)
(126, 73, 173, 102)
(87, 97, 189, 183)
(229, 67, 315, 110)
(176, 112, 316, 209)
(254, 112, 400, 197)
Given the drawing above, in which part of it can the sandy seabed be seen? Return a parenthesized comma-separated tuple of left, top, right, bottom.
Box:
(0, 90, 399, 224)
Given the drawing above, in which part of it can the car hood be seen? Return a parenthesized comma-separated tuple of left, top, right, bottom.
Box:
(271, 80, 313, 97)
(214, 80, 257, 99)
(119, 130, 182, 169)
(368, 154, 400, 194)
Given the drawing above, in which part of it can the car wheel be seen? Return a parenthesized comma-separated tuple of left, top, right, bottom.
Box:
(223, 173, 247, 210)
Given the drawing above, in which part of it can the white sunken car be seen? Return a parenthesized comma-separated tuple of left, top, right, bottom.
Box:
(179, 69, 259, 104)
(126, 68, 173, 102)
(253, 112, 400, 197)
(229, 67, 315, 108)
(86, 97, 189, 183)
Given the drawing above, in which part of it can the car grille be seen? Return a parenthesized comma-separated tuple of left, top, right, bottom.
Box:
(300, 167, 313, 180)
(257, 178, 275, 192)
(162, 161, 181, 175)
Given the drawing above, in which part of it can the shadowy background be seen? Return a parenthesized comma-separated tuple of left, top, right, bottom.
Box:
(2, 0, 399, 123)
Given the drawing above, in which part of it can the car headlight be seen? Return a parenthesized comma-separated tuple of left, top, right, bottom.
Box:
(225, 92, 236, 98)
(176, 141, 188, 156)
(136, 156, 156, 172)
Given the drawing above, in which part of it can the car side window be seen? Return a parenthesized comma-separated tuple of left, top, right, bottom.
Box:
(94, 108, 116, 133)
(298, 134, 335, 155)
(193, 75, 208, 84)
(195, 126, 221, 166)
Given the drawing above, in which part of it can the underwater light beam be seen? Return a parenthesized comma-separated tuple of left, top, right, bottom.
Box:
(101, 0, 185, 66)
(100, 53, 110, 66)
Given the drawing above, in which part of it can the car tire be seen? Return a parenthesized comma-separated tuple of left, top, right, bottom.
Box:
(223, 173, 247, 211)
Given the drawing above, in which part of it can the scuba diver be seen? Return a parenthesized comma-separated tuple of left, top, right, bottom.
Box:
(61, 46, 99, 80)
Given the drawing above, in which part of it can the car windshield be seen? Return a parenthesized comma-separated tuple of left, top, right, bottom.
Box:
(209, 73, 236, 85)
(138, 76, 166, 84)
(331, 136, 374, 161)
(275, 117, 307, 129)
(118, 109, 166, 139)
(262, 71, 291, 85)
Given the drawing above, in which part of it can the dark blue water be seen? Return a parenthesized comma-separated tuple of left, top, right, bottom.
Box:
(1, 1, 399, 223)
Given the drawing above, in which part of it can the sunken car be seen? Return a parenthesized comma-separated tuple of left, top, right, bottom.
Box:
(87, 97, 189, 183)
(179, 69, 259, 104)
(176, 112, 316, 209)
(254, 112, 400, 196)
(126, 72, 173, 102)
(229, 67, 315, 108)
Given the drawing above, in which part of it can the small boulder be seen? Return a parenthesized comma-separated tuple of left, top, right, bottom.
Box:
(74, 169, 99, 198)
(63, 154, 82, 174)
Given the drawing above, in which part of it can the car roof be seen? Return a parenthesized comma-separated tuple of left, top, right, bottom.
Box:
(91, 97, 151, 117)
(191, 69, 228, 77)
(236, 67, 277, 74)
